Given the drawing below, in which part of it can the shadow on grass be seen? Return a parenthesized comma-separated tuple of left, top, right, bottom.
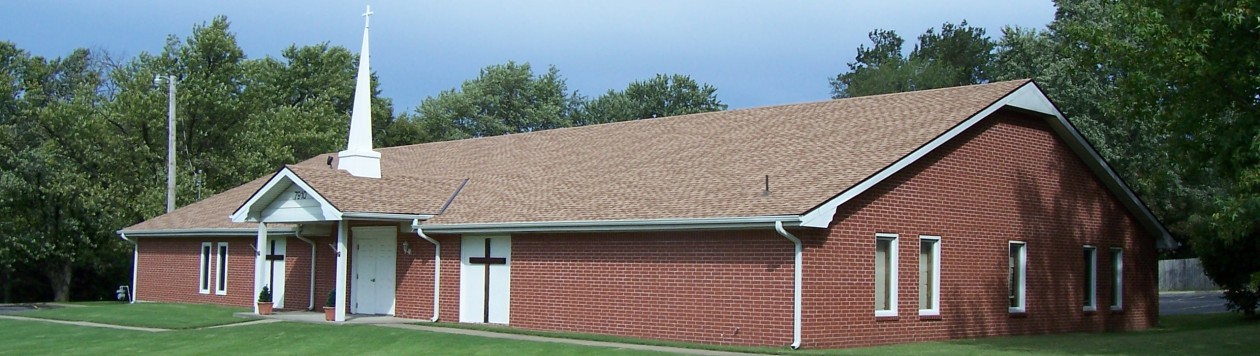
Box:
(933, 313, 1258, 356)
(416, 314, 1257, 356)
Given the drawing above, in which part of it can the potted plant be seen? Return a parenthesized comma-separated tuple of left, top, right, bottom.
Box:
(257, 285, 273, 315)
(324, 289, 337, 321)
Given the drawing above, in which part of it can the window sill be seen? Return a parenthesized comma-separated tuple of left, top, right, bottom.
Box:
(1009, 312, 1028, 319)
(918, 314, 942, 321)
(1110, 307, 1124, 315)
(875, 316, 901, 322)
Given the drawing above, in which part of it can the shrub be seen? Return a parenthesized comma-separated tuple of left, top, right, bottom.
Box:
(258, 286, 272, 303)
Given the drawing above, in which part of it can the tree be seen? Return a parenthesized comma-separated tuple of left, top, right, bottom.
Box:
(576, 74, 727, 126)
(411, 62, 576, 142)
(911, 21, 995, 87)
(1064, 0, 1260, 316)
(238, 43, 393, 172)
(831, 21, 994, 98)
(0, 45, 135, 301)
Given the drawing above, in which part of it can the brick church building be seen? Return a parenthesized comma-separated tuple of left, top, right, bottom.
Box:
(118, 12, 1173, 350)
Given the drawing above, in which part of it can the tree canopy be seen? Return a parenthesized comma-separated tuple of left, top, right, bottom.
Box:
(382, 65, 728, 146)
(830, 21, 993, 98)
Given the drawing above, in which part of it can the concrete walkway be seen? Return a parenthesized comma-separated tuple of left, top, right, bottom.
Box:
(247, 311, 760, 355)
(204, 319, 283, 329)
(1, 312, 280, 332)
(0, 315, 168, 332)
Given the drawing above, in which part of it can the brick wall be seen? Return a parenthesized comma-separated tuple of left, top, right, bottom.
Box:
(135, 236, 256, 307)
(801, 110, 1158, 348)
(510, 231, 795, 346)
(282, 236, 312, 310)
(389, 231, 460, 321)
(133, 108, 1160, 349)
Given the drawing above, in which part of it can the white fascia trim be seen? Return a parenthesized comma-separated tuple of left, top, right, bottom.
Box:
(341, 212, 434, 221)
(421, 215, 805, 234)
(116, 228, 297, 237)
(1028, 90, 1177, 250)
(799, 84, 1035, 229)
(798, 82, 1176, 250)
(229, 167, 342, 223)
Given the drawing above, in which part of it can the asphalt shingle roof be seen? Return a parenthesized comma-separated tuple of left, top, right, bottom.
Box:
(125, 80, 1029, 231)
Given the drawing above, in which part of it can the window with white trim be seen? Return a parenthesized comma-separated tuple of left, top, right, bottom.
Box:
(199, 242, 212, 294)
(215, 242, 229, 295)
(1009, 241, 1026, 313)
(1111, 248, 1123, 310)
(875, 233, 899, 317)
(1084, 246, 1097, 311)
(919, 236, 941, 315)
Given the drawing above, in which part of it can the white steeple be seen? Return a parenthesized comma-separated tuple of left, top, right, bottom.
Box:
(337, 5, 381, 178)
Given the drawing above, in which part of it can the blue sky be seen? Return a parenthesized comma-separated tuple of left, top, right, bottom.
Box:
(1, 1, 1055, 113)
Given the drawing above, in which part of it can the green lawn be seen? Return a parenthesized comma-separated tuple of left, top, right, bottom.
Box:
(426, 313, 1260, 355)
(5, 302, 1257, 355)
(14, 302, 250, 329)
(0, 319, 669, 355)
(893, 313, 1259, 356)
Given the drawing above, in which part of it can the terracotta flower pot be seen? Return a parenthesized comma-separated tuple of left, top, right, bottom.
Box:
(258, 302, 274, 315)
(324, 307, 337, 321)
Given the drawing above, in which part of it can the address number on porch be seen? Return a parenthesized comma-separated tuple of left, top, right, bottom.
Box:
(293, 190, 309, 200)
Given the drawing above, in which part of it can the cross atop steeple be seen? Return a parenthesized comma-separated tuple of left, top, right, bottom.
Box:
(362, 5, 373, 28)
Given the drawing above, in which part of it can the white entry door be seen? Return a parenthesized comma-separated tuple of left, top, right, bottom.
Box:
(352, 226, 396, 315)
(460, 235, 511, 324)
(262, 236, 287, 309)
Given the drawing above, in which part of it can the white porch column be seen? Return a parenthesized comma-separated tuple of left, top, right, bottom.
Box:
(254, 222, 267, 314)
(335, 220, 349, 321)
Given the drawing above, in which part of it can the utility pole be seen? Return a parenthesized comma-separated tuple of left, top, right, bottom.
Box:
(157, 74, 177, 213)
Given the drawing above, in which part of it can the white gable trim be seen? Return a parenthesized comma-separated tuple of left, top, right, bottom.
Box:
(798, 82, 1176, 249)
(230, 167, 342, 223)
(116, 228, 297, 237)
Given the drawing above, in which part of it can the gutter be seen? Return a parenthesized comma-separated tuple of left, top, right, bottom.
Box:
(293, 228, 317, 311)
(774, 221, 803, 350)
(411, 219, 441, 322)
(421, 215, 802, 234)
(118, 232, 138, 303)
(341, 212, 435, 221)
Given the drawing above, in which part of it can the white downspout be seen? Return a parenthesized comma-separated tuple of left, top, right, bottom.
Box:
(118, 233, 138, 304)
(294, 229, 317, 311)
(411, 219, 440, 322)
(774, 220, 803, 350)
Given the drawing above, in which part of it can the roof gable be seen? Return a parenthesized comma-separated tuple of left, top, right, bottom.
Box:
(230, 167, 342, 223)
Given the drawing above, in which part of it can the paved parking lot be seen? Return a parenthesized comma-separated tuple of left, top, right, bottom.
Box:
(1160, 290, 1228, 315)
(0, 305, 37, 314)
